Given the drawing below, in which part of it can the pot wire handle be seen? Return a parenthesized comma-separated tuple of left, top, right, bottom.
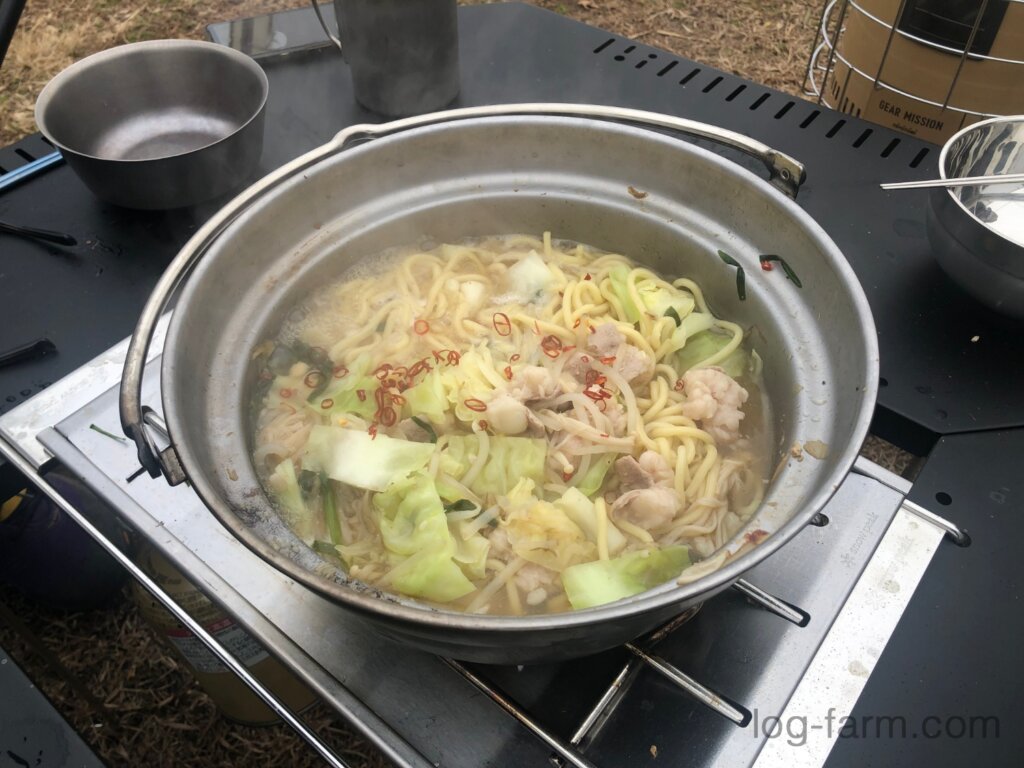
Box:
(122, 103, 805, 481)
(333, 103, 807, 198)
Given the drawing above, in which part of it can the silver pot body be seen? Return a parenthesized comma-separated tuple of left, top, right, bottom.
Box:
(928, 116, 1024, 318)
(145, 109, 876, 663)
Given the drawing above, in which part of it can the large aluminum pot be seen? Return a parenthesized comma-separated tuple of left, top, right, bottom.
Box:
(120, 105, 878, 664)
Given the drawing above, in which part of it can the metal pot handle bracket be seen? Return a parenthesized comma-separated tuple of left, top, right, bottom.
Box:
(120, 103, 806, 482)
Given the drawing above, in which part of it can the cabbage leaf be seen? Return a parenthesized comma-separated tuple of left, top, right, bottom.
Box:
(504, 250, 554, 304)
(554, 487, 627, 555)
(303, 425, 435, 492)
(403, 369, 449, 424)
(562, 546, 691, 609)
(452, 532, 491, 580)
(637, 283, 696, 321)
(372, 472, 475, 602)
(386, 549, 477, 603)
(673, 329, 747, 378)
(608, 265, 643, 323)
(505, 499, 596, 572)
(439, 435, 546, 499)
(574, 454, 616, 498)
(321, 353, 377, 420)
(268, 458, 319, 544)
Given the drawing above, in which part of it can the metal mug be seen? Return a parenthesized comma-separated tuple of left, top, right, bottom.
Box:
(311, 0, 460, 117)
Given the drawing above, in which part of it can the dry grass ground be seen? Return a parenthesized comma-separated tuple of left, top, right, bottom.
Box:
(1, 2, 831, 767)
(1, 1, 820, 145)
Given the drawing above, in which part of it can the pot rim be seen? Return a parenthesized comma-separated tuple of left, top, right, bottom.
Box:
(35, 39, 270, 164)
(162, 111, 879, 633)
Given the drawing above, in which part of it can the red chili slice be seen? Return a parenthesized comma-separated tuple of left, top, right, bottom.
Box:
(408, 359, 431, 379)
(464, 398, 487, 412)
(379, 407, 397, 427)
(332, 365, 349, 379)
(414, 319, 430, 335)
(492, 312, 512, 336)
(541, 334, 563, 359)
(279, 387, 294, 398)
(320, 398, 334, 409)
(503, 365, 513, 380)
(356, 389, 367, 401)
(674, 378, 685, 391)
(510, 353, 521, 363)
(304, 370, 324, 389)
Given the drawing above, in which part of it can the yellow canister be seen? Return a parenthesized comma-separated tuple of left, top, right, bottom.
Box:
(131, 545, 318, 724)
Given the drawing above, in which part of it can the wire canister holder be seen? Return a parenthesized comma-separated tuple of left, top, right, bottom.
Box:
(804, 0, 1024, 144)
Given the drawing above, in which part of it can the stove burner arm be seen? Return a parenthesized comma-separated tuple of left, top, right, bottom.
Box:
(624, 643, 749, 724)
(734, 578, 808, 625)
(444, 659, 601, 768)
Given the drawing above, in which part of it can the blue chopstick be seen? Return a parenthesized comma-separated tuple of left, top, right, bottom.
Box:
(0, 150, 64, 194)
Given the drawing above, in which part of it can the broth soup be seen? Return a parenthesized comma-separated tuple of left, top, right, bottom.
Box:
(251, 233, 770, 615)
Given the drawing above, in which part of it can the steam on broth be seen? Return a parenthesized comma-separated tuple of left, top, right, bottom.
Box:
(251, 233, 770, 615)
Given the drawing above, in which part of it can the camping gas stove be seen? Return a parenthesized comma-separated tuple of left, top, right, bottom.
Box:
(2, 354, 956, 768)
(2, 4, 1021, 767)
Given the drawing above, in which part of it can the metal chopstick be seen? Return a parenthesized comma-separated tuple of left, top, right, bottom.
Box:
(881, 172, 1024, 190)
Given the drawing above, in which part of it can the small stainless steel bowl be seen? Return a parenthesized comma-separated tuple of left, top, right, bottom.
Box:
(35, 40, 268, 210)
(928, 115, 1024, 318)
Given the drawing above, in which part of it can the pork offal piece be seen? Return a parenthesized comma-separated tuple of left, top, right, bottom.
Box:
(588, 322, 625, 356)
(577, 322, 655, 386)
(615, 451, 674, 491)
(611, 486, 680, 531)
(510, 365, 561, 401)
(679, 366, 749, 445)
